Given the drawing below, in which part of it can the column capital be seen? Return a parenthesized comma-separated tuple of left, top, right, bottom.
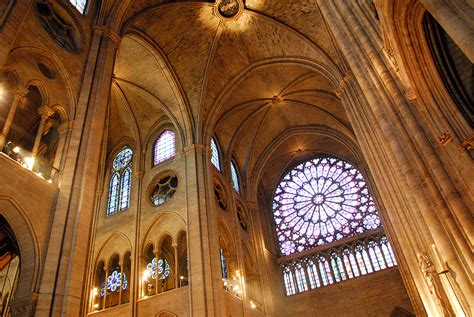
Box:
(38, 105, 55, 118)
(92, 25, 121, 46)
(14, 85, 29, 97)
(335, 70, 354, 96)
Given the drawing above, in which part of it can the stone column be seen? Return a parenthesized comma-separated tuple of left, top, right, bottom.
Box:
(418, 0, 474, 62)
(182, 144, 220, 316)
(317, 0, 472, 315)
(35, 25, 121, 316)
(0, 85, 28, 150)
(173, 244, 179, 288)
(31, 105, 54, 157)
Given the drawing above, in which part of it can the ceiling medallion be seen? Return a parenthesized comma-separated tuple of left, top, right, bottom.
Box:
(214, 0, 244, 20)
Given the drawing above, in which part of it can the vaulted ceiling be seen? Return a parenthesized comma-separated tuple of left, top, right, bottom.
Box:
(109, 0, 359, 196)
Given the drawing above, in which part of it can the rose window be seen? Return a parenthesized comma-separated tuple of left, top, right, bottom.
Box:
(273, 157, 381, 256)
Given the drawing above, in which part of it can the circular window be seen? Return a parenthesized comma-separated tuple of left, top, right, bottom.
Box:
(272, 157, 381, 256)
(214, 182, 227, 210)
(151, 174, 178, 206)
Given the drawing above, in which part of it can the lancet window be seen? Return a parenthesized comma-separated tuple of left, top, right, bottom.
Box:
(230, 160, 240, 193)
(107, 147, 133, 216)
(211, 137, 221, 171)
(154, 130, 176, 165)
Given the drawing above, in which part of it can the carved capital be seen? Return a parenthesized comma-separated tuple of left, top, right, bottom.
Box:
(93, 25, 121, 46)
(38, 105, 55, 118)
(458, 135, 474, 154)
(438, 131, 452, 146)
(404, 88, 416, 100)
(335, 70, 354, 96)
(14, 85, 29, 97)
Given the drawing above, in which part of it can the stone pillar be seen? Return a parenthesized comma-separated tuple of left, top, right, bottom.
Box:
(418, 0, 474, 62)
(317, 1, 472, 315)
(31, 105, 54, 157)
(173, 244, 179, 288)
(182, 144, 220, 316)
(35, 25, 121, 316)
(0, 85, 28, 150)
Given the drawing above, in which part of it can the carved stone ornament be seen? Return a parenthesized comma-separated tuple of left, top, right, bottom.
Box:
(36, 0, 84, 52)
(417, 252, 453, 317)
(438, 131, 452, 146)
(214, 0, 244, 20)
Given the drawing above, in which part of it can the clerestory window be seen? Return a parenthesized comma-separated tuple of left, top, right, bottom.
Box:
(154, 130, 176, 165)
(107, 147, 133, 216)
(211, 137, 221, 171)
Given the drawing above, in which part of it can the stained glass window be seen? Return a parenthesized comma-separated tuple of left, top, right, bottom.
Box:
(146, 258, 171, 280)
(230, 161, 240, 193)
(100, 270, 128, 297)
(70, 0, 87, 14)
(272, 157, 381, 256)
(274, 156, 396, 295)
(281, 233, 396, 295)
(107, 147, 133, 216)
(154, 130, 176, 165)
(211, 137, 221, 171)
(220, 248, 228, 280)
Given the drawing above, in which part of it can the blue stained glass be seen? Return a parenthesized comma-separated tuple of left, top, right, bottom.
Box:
(146, 258, 171, 280)
(107, 147, 133, 216)
(211, 138, 221, 171)
(230, 161, 240, 193)
(154, 130, 176, 165)
(220, 248, 228, 279)
(119, 167, 131, 211)
(107, 173, 120, 215)
(100, 271, 128, 297)
(112, 148, 133, 171)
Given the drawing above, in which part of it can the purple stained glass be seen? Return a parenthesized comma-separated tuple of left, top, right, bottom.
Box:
(70, 0, 87, 14)
(154, 130, 176, 165)
(272, 157, 381, 256)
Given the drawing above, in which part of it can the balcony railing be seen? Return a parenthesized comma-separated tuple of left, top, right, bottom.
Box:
(2, 141, 59, 184)
(279, 230, 397, 295)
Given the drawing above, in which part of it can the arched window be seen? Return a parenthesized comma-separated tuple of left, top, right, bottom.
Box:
(70, 0, 88, 14)
(230, 160, 240, 193)
(210, 137, 221, 171)
(154, 130, 176, 165)
(107, 147, 133, 216)
(272, 157, 396, 294)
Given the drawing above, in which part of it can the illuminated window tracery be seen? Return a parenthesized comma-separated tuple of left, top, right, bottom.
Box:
(107, 147, 133, 215)
(211, 137, 221, 171)
(154, 130, 176, 165)
(273, 157, 396, 295)
(69, 0, 87, 14)
(230, 161, 240, 193)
